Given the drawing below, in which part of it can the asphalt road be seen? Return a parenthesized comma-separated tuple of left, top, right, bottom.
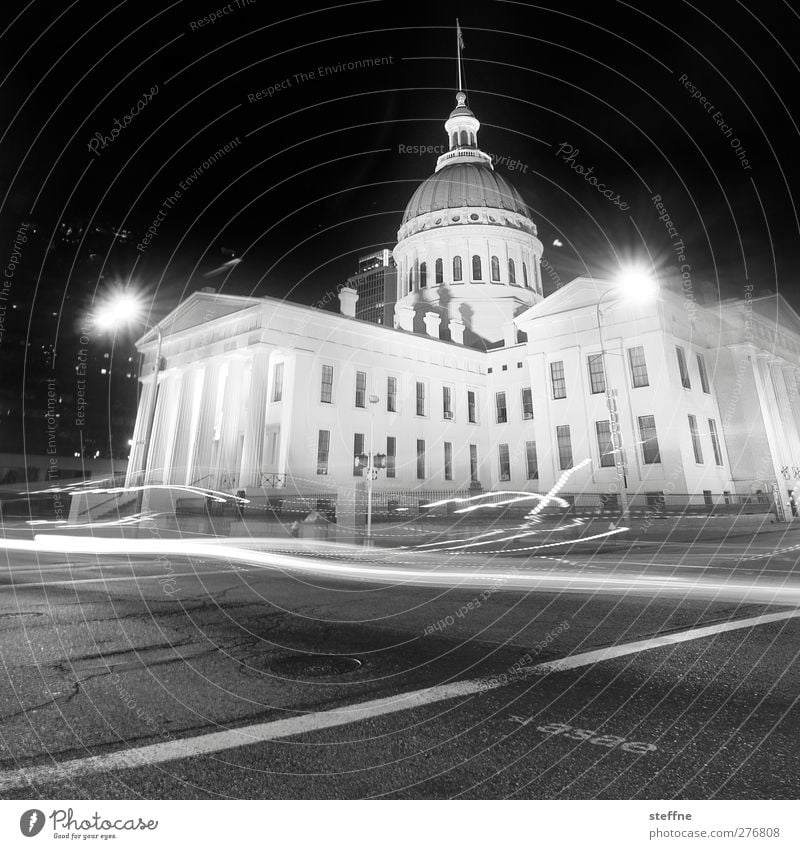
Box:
(0, 527, 798, 799)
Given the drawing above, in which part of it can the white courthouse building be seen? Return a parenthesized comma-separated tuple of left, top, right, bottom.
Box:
(127, 91, 800, 522)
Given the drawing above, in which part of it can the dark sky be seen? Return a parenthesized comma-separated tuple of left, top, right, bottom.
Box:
(3, 0, 800, 322)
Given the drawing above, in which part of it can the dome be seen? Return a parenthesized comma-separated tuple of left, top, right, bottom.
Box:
(402, 163, 530, 224)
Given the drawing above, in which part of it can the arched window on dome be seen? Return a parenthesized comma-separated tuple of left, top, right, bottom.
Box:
(523, 262, 529, 288)
(451, 132, 458, 149)
(453, 256, 463, 282)
(435, 258, 443, 285)
(490, 255, 501, 282)
(508, 259, 517, 286)
(419, 262, 427, 288)
(459, 130, 468, 147)
(472, 255, 483, 281)
(408, 266, 414, 293)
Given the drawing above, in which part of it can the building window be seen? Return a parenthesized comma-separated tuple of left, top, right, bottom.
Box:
(453, 255, 462, 282)
(550, 360, 567, 399)
(387, 376, 397, 412)
(416, 439, 425, 479)
(316, 430, 330, 475)
(628, 346, 649, 388)
(467, 389, 477, 423)
(472, 254, 482, 281)
(443, 386, 453, 419)
(697, 353, 710, 394)
(508, 258, 516, 285)
(419, 262, 427, 288)
(688, 414, 703, 463)
(595, 420, 615, 467)
(495, 391, 507, 423)
(355, 370, 367, 408)
(386, 436, 396, 478)
(416, 381, 426, 416)
(638, 415, 661, 464)
(491, 255, 500, 282)
(521, 386, 534, 419)
(556, 425, 573, 470)
(469, 444, 479, 483)
(523, 262, 529, 287)
(676, 346, 691, 389)
(498, 443, 511, 481)
(435, 258, 443, 285)
(709, 418, 723, 466)
(444, 442, 453, 480)
(587, 354, 606, 394)
(272, 362, 284, 402)
(320, 364, 334, 403)
(353, 433, 364, 476)
(525, 440, 538, 479)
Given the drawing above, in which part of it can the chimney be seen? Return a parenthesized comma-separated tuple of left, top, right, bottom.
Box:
(423, 311, 441, 338)
(449, 318, 465, 345)
(394, 302, 415, 331)
(338, 287, 358, 317)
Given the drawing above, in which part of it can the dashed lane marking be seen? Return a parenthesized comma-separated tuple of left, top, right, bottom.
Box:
(0, 607, 797, 792)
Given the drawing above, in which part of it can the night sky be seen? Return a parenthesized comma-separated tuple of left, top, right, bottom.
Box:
(3, 0, 800, 326)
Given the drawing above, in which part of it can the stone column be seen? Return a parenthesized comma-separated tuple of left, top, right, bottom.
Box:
(125, 380, 154, 488)
(240, 349, 270, 489)
(217, 357, 246, 491)
(189, 361, 221, 488)
(423, 311, 441, 338)
(145, 372, 177, 485)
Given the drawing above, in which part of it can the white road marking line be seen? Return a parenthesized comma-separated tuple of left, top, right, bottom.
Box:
(1, 607, 797, 792)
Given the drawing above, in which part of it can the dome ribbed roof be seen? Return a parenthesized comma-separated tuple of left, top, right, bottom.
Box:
(402, 163, 530, 224)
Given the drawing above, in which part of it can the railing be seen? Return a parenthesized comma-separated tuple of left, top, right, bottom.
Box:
(259, 472, 287, 489)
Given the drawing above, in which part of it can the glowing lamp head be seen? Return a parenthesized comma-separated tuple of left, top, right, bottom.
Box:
(615, 265, 658, 302)
(94, 292, 144, 331)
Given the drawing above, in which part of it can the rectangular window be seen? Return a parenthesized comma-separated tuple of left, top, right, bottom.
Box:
(416, 381, 425, 416)
(628, 346, 649, 388)
(638, 415, 661, 464)
(708, 418, 723, 466)
(320, 364, 334, 404)
(386, 376, 397, 412)
(386, 435, 396, 479)
(316, 430, 330, 475)
(444, 442, 453, 480)
(550, 360, 567, 399)
(688, 414, 703, 463)
(676, 346, 691, 389)
(587, 354, 606, 394)
(495, 391, 508, 423)
(272, 362, 284, 402)
(556, 425, 573, 470)
(697, 353, 710, 394)
(469, 444, 479, 483)
(521, 386, 534, 419)
(467, 389, 477, 423)
(498, 443, 511, 481)
(525, 440, 538, 479)
(595, 420, 616, 467)
(353, 433, 364, 477)
(443, 386, 453, 419)
(416, 439, 425, 479)
(355, 370, 367, 408)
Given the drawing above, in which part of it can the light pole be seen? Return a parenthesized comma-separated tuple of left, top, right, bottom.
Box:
(596, 267, 658, 523)
(356, 394, 386, 546)
(94, 291, 162, 515)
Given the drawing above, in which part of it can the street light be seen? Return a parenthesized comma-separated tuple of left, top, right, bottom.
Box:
(93, 290, 162, 513)
(597, 265, 658, 523)
(355, 394, 386, 546)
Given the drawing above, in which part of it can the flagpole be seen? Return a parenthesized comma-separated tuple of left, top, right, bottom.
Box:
(456, 19, 463, 91)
